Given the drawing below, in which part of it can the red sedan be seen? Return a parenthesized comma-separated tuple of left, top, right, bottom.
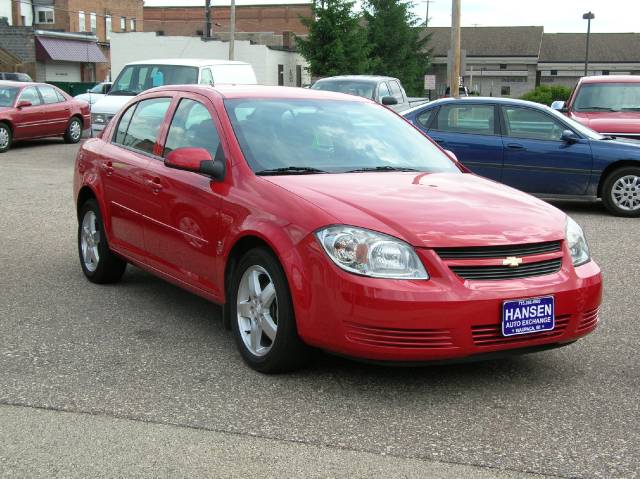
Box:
(0, 81, 90, 152)
(73, 85, 602, 373)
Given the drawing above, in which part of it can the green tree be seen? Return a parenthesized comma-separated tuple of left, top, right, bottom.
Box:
(362, 0, 431, 95)
(296, 0, 370, 78)
(520, 85, 572, 106)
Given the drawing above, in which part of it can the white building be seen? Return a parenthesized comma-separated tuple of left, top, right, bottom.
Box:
(110, 32, 310, 87)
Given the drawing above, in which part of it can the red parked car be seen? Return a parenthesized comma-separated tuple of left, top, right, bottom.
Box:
(0, 81, 90, 152)
(552, 75, 640, 139)
(73, 85, 602, 373)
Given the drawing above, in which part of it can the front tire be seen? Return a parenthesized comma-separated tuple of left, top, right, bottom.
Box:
(602, 167, 640, 217)
(64, 117, 82, 144)
(230, 247, 312, 373)
(0, 122, 11, 153)
(78, 199, 126, 283)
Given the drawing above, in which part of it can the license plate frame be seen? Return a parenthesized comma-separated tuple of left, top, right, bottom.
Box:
(502, 295, 555, 337)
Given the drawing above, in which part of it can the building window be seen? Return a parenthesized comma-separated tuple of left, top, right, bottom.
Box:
(602, 70, 610, 75)
(35, 8, 54, 24)
(120, 17, 126, 31)
(501, 86, 511, 96)
(550, 70, 558, 76)
(130, 18, 136, 31)
(105, 15, 112, 41)
(78, 11, 85, 32)
(90, 13, 96, 34)
(499, 64, 507, 70)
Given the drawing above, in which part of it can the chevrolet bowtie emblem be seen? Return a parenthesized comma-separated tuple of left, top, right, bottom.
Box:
(502, 256, 523, 267)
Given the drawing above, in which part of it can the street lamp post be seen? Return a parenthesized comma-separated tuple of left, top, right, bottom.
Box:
(583, 11, 595, 77)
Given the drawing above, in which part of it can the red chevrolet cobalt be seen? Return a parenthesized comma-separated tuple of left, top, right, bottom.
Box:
(73, 85, 602, 373)
(0, 81, 89, 152)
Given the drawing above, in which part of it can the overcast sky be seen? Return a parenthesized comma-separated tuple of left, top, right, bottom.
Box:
(145, 0, 640, 33)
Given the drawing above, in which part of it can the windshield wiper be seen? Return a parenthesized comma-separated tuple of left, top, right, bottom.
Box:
(109, 89, 140, 96)
(578, 106, 617, 111)
(255, 166, 328, 176)
(344, 166, 421, 173)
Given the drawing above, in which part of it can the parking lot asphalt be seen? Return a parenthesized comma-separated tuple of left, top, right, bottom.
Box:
(0, 139, 638, 479)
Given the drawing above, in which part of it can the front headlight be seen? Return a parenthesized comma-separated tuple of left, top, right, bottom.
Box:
(91, 113, 105, 124)
(565, 216, 590, 266)
(316, 226, 429, 279)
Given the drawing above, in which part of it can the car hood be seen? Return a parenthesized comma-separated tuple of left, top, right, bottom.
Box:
(264, 172, 566, 248)
(90, 94, 133, 114)
(571, 111, 640, 134)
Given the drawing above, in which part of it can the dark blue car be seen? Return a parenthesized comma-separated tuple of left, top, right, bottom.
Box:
(402, 97, 640, 217)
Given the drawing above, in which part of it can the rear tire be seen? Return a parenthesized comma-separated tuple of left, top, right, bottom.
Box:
(601, 167, 640, 217)
(0, 122, 11, 153)
(78, 198, 126, 283)
(230, 247, 312, 373)
(64, 117, 82, 144)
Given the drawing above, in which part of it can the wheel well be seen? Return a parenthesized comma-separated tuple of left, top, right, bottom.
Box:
(222, 235, 274, 329)
(76, 186, 96, 217)
(0, 119, 13, 135)
(71, 114, 83, 128)
(597, 161, 640, 197)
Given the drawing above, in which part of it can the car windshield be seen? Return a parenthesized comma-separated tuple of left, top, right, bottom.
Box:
(311, 80, 375, 100)
(109, 64, 199, 96)
(224, 99, 460, 175)
(0, 86, 18, 107)
(88, 83, 104, 93)
(573, 83, 640, 112)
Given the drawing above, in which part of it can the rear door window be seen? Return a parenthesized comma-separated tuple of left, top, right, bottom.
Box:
(114, 97, 172, 155)
(434, 104, 496, 135)
(38, 86, 63, 104)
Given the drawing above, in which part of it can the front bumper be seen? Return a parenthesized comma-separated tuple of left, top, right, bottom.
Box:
(293, 238, 603, 362)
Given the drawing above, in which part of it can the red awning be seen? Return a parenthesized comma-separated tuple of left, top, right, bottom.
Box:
(36, 36, 107, 63)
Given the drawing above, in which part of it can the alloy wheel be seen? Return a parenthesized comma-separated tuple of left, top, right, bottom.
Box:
(0, 126, 9, 149)
(70, 119, 82, 141)
(80, 210, 101, 272)
(236, 265, 278, 357)
(611, 175, 640, 212)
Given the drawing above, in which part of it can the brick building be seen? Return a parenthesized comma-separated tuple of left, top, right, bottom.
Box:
(143, 3, 311, 39)
(31, 0, 144, 80)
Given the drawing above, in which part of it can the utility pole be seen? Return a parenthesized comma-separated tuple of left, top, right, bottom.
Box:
(449, 0, 461, 97)
(425, 0, 435, 27)
(583, 11, 595, 76)
(229, 0, 236, 60)
(205, 0, 211, 38)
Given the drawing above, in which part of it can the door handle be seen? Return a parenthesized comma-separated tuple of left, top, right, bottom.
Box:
(506, 143, 526, 150)
(101, 161, 114, 176)
(145, 177, 163, 194)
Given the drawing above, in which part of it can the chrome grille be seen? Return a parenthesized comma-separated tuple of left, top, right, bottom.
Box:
(435, 241, 561, 259)
(450, 258, 562, 281)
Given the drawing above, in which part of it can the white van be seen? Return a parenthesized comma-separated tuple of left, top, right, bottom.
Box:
(90, 59, 257, 134)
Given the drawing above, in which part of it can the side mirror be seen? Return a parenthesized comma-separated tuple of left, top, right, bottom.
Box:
(381, 96, 398, 106)
(550, 100, 567, 112)
(165, 147, 225, 180)
(560, 130, 580, 143)
(444, 149, 458, 162)
(16, 100, 32, 109)
(104, 84, 112, 93)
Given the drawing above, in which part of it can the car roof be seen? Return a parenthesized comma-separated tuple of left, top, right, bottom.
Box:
(125, 58, 251, 67)
(314, 75, 399, 83)
(145, 84, 372, 102)
(0, 80, 52, 89)
(579, 75, 640, 84)
(401, 96, 555, 115)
